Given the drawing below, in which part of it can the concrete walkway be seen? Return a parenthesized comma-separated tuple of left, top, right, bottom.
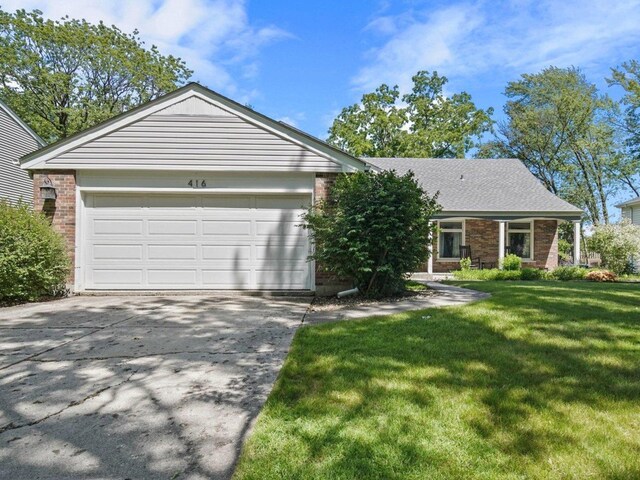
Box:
(304, 282, 489, 324)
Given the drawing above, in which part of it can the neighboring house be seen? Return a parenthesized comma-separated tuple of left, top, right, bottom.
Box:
(367, 158, 583, 274)
(617, 196, 640, 225)
(0, 99, 45, 204)
(20, 83, 582, 293)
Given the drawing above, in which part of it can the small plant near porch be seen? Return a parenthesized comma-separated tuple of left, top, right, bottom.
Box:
(302, 171, 440, 298)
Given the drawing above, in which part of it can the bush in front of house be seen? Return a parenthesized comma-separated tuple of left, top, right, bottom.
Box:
(502, 253, 522, 271)
(0, 201, 70, 303)
(589, 220, 640, 275)
(302, 170, 440, 297)
(452, 268, 522, 281)
(547, 265, 587, 281)
(459, 257, 472, 271)
(585, 270, 617, 282)
(452, 265, 587, 281)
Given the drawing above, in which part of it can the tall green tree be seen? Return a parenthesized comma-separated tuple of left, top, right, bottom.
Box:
(328, 71, 493, 158)
(0, 9, 192, 142)
(480, 67, 621, 225)
(608, 60, 640, 196)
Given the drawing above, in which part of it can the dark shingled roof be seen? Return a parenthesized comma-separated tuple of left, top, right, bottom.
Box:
(365, 158, 583, 219)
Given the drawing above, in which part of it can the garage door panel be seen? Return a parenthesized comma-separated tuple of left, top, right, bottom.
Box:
(92, 244, 143, 260)
(93, 219, 143, 235)
(256, 268, 307, 289)
(202, 220, 251, 235)
(202, 245, 250, 260)
(84, 193, 310, 290)
(255, 243, 308, 261)
(148, 245, 197, 260)
(147, 269, 197, 285)
(256, 220, 304, 237)
(148, 220, 197, 235)
(201, 270, 251, 288)
(92, 269, 143, 285)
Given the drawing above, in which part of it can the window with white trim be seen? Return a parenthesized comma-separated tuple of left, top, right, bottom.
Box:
(507, 221, 533, 260)
(438, 221, 463, 259)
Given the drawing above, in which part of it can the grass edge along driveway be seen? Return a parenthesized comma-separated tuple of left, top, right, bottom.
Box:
(233, 281, 640, 480)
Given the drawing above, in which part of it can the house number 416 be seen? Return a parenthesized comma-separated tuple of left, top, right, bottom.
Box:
(188, 180, 207, 188)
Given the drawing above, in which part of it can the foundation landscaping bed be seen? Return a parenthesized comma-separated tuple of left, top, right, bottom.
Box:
(233, 281, 640, 480)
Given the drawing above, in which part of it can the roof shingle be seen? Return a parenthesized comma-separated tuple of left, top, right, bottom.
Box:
(365, 158, 582, 218)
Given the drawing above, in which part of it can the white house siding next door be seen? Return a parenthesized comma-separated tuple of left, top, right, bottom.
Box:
(83, 193, 311, 290)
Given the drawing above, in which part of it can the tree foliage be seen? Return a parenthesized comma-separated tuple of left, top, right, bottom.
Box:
(0, 8, 192, 142)
(328, 71, 493, 158)
(302, 171, 440, 297)
(480, 67, 622, 225)
(608, 60, 640, 196)
(589, 220, 640, 275)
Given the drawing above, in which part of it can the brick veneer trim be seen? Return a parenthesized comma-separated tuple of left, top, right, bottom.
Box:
(32, 171, 77, 283)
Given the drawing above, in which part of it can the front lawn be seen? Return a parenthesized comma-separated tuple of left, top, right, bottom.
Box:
(234, 282, 640, 480)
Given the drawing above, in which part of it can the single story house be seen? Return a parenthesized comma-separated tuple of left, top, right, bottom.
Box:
(1, 99, 45, 204)
(617, 196, 640, 225)
(20, 83, 582, 293)
(367, 158, 583, 274)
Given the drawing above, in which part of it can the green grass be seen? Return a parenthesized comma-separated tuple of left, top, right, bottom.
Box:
(404, 280, 430, 292)
(234, 282, 640, 480)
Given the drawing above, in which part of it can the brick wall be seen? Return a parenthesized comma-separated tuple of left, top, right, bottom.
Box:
(533, 219, 558, 270)
(431, 219, 559, 273)
(32, 171, 77, 282)
(313, 173, 352, 295)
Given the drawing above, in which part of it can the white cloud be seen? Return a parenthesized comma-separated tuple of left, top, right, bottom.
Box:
(355, 0, 640, 92)
(1, 0, 290, 98)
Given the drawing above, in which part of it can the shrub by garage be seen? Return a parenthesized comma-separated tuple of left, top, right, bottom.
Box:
(0, 201, 70, 303)
(303, 170, 440, 298)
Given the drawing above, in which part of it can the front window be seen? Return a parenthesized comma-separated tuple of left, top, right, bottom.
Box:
(508, 222, 532, 259)
(439, 221, 463, 258)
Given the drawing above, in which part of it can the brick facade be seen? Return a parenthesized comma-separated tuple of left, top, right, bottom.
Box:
(32, 171, 77, 282)
(313, 172, 352, 295)
(430, 219, 559, 273)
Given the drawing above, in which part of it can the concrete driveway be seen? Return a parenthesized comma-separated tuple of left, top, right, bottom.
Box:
(0, 294, 310, 480)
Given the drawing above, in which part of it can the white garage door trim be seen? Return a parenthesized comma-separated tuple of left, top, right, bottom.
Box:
(77, 192, 313, 291)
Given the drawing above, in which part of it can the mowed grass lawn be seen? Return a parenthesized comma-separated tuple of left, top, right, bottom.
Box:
(234, 282, 640, 480)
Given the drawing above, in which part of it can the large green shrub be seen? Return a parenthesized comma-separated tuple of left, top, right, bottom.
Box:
(548, 265, 587, 281)
(0, 202, 70, 302)
(502, 253, 522, 271)
(302, 171, 440, 297)
(590, 220, 640, 275)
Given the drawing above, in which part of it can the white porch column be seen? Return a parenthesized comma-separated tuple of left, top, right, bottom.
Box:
(573, 220, 581, 266)
(498, 220, 506, 269)
(427, 221, 434, 274)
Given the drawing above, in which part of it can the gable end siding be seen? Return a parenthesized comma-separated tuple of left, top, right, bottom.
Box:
(0, 107, 40, 204)
(49, 98, 342, 172)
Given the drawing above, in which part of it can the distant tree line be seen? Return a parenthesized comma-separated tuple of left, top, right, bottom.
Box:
(329, 66, 640, 226)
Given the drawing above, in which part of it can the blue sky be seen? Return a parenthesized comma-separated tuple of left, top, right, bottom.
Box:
(4, 0, 640, 141)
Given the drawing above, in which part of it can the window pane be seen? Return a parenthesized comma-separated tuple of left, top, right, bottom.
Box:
(509, 232, 531, 258)
(440, 231, 462, 258)
(509, 222, 530, 230)
(440, 222, 462, 230)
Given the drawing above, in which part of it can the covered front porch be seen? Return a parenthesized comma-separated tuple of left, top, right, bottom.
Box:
(425, 214, 582, 274)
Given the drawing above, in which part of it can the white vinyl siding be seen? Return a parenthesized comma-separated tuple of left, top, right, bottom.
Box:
(622, 206, 640, 225)
(0, 106, 42, 204)
(82, 193, 312, 290)
(51, 97, 341, 172)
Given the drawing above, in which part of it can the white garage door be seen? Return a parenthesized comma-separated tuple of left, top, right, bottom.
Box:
(83, 193, 311, 290)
